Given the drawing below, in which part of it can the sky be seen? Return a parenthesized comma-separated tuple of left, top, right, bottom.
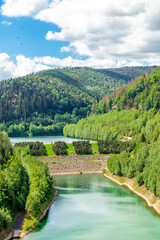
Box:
(0, 0, 160, 80)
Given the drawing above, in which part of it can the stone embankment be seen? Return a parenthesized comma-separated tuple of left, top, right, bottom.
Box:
(104, 169, 160, 216)
(40, 155, 109, 175)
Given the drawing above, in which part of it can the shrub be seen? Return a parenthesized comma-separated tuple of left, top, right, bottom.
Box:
(73, 141, 92, 154)
(52, 141, 67, 155)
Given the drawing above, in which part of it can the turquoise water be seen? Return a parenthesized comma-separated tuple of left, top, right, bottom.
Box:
(24, 174, 160, 240)
(10, 135, 91, 145)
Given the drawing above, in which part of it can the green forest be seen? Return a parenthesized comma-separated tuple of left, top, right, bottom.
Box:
(64, 67, 160, 201)
(0, 66, 155, 137)
(1, 66, 160, 237)
(0, 132, 53, 238)
(0, 132, 27, 231)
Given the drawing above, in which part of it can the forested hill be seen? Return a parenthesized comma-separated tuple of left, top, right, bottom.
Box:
(64, 67, 160, 141)
(0, 66, 155, 136)
(63, 67, 160, 200)
(108, 67, 160, 111)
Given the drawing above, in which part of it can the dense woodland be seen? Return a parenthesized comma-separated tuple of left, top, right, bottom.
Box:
(0, 133, 53, 235)
(23, 155, 53, 228)
(1, 66, 160, 236)
(65, 67, 160, 200)
(0, 66, 155, 137)
(0, 132, 27, 231)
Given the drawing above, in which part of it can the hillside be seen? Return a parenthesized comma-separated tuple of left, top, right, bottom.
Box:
(64, 68, 160, 141)
(64, 67, 160, 208)
(110, 68, 160, 111)
(0, 66, 155, 137)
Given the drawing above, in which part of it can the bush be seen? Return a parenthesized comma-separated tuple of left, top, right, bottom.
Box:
(73, 141, 92, 154)
(52, 141, 67, 155)
(15, 141, 47, 156)
(98, 140, 130, 154)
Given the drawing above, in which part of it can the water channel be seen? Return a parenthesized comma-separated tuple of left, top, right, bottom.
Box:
(24, 174, 160, 240)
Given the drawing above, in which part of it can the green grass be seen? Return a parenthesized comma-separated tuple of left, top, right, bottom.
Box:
(43, 142, 100, 157)
(45, 144, 56, 157)
(91, 142, 99, 155)
(66, 143, 77, 156)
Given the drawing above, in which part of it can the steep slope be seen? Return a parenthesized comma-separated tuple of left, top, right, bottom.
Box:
(110, 68, 160, 111)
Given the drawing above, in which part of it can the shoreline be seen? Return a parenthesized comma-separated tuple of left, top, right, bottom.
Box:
(20, 190, 58, 239)
(103, 169, 160, 216)
(12, 168, 160, 239)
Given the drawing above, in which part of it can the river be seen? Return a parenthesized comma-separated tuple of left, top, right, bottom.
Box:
(10, 135, 90, 145)
(23, 174, 160, 240)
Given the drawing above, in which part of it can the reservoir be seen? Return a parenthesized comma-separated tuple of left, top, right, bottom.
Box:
(24, 174, 160, 240)
(10, 135, 89, 145)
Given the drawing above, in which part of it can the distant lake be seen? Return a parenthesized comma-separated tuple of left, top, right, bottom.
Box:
(24, 174, 160, 240)
(10, 135, 93, 145)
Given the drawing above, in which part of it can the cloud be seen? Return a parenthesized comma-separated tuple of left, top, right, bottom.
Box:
(1, 0, 160, 69)
(0, 53, 16, 80)
(1, 20, 12, 25)
(1, 0, 49, 17)
(0, 53, 50, 81)
(36, 0, 147, 59)
(0, 51, 158, 81)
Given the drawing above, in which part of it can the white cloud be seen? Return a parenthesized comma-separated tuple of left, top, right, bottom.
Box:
(1, 20, 12, 25)
(1, 0, 49, 17)
(34, 0, 160, 66)
(1, 0, 160, 69)
(0, 52, 159, 81)
(0, 53, 16, 80)
(0, 53, 50, 81)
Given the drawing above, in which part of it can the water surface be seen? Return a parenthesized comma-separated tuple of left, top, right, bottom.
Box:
(24, 174, 160, 240)
(10, 135, 89, 145)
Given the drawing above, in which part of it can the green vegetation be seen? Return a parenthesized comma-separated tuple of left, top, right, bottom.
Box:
(64, 67, 160, 200)
(0, 66, 154, 137)
(63, 109, 148, 140)
(22, 155, 53, 231)
(52, 141, 67, 155)
(0, 132, 27, 231)
(45, 144, 56, 157)
(73, 141, 92, 154)
(0, 134, 54, 234)
(108, 68, 160, 111)
(97, 140, 134, 154)
(15, 142, 47, 156)
(42, 142, 99, 157)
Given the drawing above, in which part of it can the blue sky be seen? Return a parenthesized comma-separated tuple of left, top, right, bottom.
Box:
(0, 0, 160, 80)
(0, 13, 70, 60)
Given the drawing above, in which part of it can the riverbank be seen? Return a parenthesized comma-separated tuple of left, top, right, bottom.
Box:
(103, 168, 160, 215)
(20, 190, 58, 239)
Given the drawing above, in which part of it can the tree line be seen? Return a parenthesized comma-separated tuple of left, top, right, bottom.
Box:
(97, 140, 135, 154)
(0, 132, 27, 230)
